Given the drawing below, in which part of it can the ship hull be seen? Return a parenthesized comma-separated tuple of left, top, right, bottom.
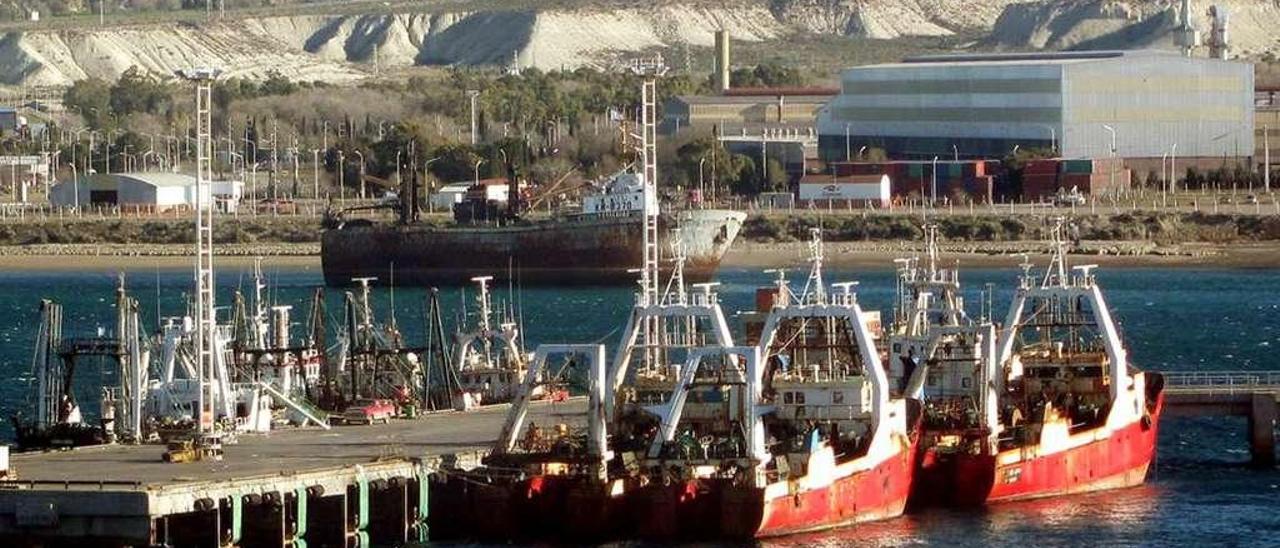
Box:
(321, 209, 745, 286)
(633, 437, 918, 539)
(912, 389, 1164, 507)
(429, 473, 623, 542)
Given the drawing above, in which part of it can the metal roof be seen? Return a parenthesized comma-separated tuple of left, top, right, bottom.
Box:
(866, 49, 1193, 69)
(113, 172, 197, 187)
(673, 95, 832, 105)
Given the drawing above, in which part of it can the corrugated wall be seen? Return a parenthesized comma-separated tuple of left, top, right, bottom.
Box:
(1061, 54, 1254, 160)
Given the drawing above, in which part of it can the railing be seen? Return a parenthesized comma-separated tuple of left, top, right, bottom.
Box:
(1161, 371, 1280, 395)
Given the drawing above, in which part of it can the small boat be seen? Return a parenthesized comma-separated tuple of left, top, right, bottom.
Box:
(452, 276, 559, 408)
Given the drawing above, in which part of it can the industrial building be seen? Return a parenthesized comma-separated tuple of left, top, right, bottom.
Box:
(818, 50, 1255, 162)
(49, 173, 241, 212)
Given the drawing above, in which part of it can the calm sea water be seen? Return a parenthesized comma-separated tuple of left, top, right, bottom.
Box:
(0, 262, 1277, 545)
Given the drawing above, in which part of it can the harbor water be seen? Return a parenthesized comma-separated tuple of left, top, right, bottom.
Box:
(0, 262, 1277, 545)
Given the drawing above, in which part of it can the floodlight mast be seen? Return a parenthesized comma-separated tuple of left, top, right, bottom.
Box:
(176, 67, 222, 436)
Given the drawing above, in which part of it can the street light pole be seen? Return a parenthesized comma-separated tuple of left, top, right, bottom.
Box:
(467, 90, 480, 146)
(353, 150, 365, 200)
(931, 156, 938, 206)
(338, 151, 346, 206)
(1266, 125, 1271, 194)
(311, 149, 320, 200)
(1102, 124, 1117, 196)
(844, 123, 850, 162)
(1171, 143, 1178, 194)
(698, 157, 707, 204)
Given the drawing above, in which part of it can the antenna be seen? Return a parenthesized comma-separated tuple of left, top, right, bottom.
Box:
(1041, 217, 1070, 288)
(801, 227, 826, 304)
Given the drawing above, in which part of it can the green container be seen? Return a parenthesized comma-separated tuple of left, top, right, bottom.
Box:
(1062, 159, 1094, 174)
(908, 164, 923, 177)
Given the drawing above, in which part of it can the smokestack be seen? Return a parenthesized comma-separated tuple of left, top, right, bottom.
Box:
(714, 30, 730, 94)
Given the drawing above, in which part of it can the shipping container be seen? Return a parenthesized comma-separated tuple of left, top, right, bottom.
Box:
(1025, 159, 1061, 175)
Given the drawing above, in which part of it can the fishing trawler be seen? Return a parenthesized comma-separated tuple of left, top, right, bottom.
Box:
(884, 226, 1001, 507)
(629, 231, 921, 539)
(452, 275, 557, 408)
(916, 220, 1164, 505)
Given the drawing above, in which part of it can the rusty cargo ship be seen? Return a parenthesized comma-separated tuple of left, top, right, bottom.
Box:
(321, 170, 745, 286)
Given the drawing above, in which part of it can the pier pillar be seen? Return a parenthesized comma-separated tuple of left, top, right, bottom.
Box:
(305, 492, 346, 547)
(161, 505, 219, 548)
(240, 492, 286, 548)
(367, 478, 409, 544)
(408, 467, 429, 542)
(283, 487, 308, 547)
(1249, 394, 1277, 468)
(346, 475, 370, 546)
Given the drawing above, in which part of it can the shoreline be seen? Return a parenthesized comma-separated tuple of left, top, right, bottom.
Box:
(0, 240, 1275, 271)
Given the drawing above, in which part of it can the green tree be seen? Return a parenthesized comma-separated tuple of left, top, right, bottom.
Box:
(63, 78, 112, 129)
(109, 67, 171, 117)
(429, 143, 482, 183)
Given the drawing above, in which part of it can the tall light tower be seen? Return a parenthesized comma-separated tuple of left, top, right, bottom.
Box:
(630, 57, 667, 307)
(176, 67, 222, 436)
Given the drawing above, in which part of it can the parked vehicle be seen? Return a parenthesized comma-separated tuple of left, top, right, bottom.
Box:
(343, 399, 396, 425)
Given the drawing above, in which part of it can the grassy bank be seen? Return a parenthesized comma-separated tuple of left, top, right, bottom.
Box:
(0, 211, 1277, 248)
(740, 211, 1280, 245)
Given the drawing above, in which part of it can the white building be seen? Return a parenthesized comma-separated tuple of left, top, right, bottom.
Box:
(430, 179, 514, 210)
(798, 174, 890, 207)
(430, 182, 471, 210)
(819, 50, 1254, 161)
(48, 173, 238, 212)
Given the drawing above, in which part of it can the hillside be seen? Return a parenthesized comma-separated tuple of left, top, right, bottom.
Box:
(0, 0, 1275, 89)
(991, 0, 1280, 57)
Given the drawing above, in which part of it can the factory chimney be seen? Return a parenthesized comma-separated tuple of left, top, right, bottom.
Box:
(714, 30, 730, 94)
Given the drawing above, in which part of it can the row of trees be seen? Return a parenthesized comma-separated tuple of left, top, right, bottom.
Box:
(55, 64, 800, 199)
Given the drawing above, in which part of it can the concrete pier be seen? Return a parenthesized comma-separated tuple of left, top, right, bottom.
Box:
(0, 399, 585, 546)
(1163, 371, 1280, 467)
